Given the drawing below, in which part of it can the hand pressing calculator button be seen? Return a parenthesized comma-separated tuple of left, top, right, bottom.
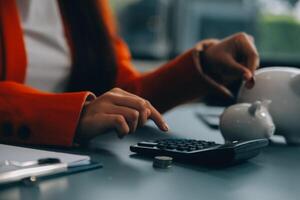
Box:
(130, 138, 269, 165)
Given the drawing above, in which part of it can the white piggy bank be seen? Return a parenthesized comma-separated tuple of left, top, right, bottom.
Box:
(238, 67, 300, 144)
(220, 101, 275, 141)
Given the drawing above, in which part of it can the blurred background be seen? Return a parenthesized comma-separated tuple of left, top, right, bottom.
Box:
(110, 0, 300, 68)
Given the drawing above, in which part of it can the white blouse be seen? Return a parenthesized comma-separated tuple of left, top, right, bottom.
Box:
(17, 0, 72, 92)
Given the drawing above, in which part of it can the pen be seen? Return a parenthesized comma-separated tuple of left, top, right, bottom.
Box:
(0, 162, 68, 185)
(4, 157, 61, 168)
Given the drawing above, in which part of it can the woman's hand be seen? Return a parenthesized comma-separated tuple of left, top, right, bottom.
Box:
(199, 32, 259, 89)
(76, 88, 169, 142)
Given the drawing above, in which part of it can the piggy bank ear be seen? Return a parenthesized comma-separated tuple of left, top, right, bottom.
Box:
(290, 74, 300, 96)
(248, 101, 262, 116)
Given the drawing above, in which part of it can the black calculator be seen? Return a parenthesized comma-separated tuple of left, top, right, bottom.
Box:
(130, 138, 269, 165)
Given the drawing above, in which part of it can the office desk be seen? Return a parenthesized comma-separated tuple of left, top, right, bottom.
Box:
(0, 103, 299, 200)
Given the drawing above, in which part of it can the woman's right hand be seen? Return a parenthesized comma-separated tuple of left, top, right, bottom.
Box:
(75, 88, 169, 142)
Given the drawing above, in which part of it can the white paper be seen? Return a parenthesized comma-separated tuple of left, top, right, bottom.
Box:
(0, 144, 90, 171)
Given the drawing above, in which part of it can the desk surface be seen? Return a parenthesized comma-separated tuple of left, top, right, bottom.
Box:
(0, 103, 299, 200)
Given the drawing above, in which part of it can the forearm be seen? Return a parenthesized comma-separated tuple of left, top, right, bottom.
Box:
(115, 39, 235, 113)
(134, 49, 212, 112)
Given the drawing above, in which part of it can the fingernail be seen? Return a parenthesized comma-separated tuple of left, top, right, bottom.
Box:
(243, 73, 251, 81)
(163, 123, 169, 132)
(245, 76, 256, 89)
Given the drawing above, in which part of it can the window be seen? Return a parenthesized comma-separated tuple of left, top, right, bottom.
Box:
(111, 0, 300, 67)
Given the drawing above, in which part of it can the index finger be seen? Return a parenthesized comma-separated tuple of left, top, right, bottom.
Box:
(145, 101, 169, 132)
(112, 89, 169, 132)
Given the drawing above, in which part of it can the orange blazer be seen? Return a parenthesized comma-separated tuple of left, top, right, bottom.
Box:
(0, 0, 223, 146)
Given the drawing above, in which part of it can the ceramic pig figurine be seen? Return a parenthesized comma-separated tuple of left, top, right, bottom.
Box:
(220, 101, 275, 141)
(238, 67, 300, 144)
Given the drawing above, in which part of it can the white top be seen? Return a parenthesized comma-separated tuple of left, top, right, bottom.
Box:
(17, 0, 72, 92)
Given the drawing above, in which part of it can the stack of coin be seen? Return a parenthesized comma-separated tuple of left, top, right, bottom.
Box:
(153, 156, 173, 169)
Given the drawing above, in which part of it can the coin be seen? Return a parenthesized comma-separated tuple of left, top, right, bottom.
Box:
(153, 156, 173, 169)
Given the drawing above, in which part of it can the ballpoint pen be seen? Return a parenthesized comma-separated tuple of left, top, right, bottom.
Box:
(0, 158, 67, 185)
(2, 158, 61, 167)
(0, 162, 68, 185)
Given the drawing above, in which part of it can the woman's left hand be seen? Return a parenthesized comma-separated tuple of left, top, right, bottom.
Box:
(199, 32, 260, 90)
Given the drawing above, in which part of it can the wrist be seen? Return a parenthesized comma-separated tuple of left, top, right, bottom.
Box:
(198, 48, 213, 79)
(74, 96, 95, 146)
(193, 39, 219, 78)
(192, 45, 234, 99)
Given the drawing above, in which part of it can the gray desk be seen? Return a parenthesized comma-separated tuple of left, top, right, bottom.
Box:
(0, 103, 299, 200)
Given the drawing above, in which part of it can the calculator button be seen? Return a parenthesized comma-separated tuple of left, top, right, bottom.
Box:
(188, 148, 196, 152)
(157, 144, 166, 149)
(138, 141, 158, 147)
(166, 145, 176, 150)
(177, 147, 188, 151)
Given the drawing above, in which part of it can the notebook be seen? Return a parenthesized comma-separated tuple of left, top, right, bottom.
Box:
(0, 144, 101, 185)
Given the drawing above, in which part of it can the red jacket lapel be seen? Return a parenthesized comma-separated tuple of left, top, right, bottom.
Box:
(0, 0, 27, 83)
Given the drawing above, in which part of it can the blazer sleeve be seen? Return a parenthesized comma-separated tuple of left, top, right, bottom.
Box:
(100, 0, 227, 112)
(0, 81, 95, 146)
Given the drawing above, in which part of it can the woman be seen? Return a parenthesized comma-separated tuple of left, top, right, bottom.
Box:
(0, 0, 259, 146)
